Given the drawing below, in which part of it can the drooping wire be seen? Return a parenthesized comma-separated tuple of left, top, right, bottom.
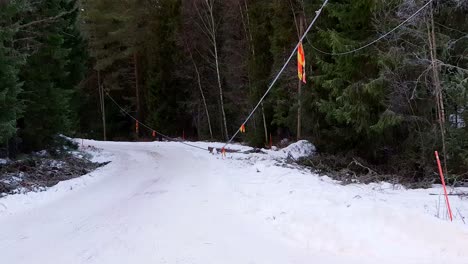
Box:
(310, 0, 433, 56)
(106, 93, 207, 151)
(222, 0, 330, 149)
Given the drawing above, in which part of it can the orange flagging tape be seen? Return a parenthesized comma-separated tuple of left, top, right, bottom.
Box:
(240, 124, 246, 133)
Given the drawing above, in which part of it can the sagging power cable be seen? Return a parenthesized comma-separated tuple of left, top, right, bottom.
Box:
(106, 93, 207, 151)
(310, 0, 433, 56)
(222, 0, 330, 149)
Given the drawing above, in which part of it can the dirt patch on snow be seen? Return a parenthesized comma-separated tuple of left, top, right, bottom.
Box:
(0, 152, 108, 197)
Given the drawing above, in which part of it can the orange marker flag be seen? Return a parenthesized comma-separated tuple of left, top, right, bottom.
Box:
(297, 42, 306, 84)
(240, 124, 246, 133)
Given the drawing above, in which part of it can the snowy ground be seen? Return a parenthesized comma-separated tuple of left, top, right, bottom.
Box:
(0, 140, 467, 264)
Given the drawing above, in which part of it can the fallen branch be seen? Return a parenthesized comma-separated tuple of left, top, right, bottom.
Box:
(348, 158, 378, 176)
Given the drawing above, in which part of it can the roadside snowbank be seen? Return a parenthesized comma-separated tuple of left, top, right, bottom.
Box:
(1, 140, 467, 264)
(0, 146, 112, 216)
(279, 140, 316, 160)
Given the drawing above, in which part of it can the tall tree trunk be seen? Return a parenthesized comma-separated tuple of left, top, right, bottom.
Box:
(182, 33, 214, 140)
(134, 53, 140, 139)
(427, 7, 447, 175)
(242, 0, 266, 142)
(261, 103, 268, 145)
(197, 103, 202, 139)
(97, 70, 107, 141)
(212, 29, 228, 141)
(199, 0, 229, 141)
(7, 136, 17, 159)
(192, 51, 214, 140)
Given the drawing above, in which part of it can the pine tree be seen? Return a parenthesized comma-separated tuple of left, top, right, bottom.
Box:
(0, 1, 23, 146)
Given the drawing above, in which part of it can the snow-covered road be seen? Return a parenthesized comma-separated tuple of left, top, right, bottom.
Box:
(1, 140, 468, 263)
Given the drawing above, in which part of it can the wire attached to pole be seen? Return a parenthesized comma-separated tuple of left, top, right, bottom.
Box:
(106, 93, 207, 151)
(223, 0, 330, 149)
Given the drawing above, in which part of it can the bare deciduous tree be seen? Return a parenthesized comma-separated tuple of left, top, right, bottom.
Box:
(195, 0, 229, 141)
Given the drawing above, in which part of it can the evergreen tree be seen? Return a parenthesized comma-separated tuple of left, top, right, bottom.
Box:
(245, 0, 274, 146)
(308, 0, 385, 158)
(269, 0, 302, 140)
(19, 0, 87, 151)
(0, 1, 24, 146)
(144, 0, 188, 136)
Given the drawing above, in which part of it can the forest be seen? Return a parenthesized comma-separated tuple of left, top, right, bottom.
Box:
(1, 0, 467, 183)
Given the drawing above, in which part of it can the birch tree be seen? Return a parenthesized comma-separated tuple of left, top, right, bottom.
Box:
(195, 0, 229, 141)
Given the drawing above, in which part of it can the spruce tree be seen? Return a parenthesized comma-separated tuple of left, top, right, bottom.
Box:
(19, 0, 86, 151)
(307, 0, 386, 158)
(269, 0, 300, 140)
(0, 1, 24, 149)
(244, 0, 273, 146)
(144, 0, 188, 135)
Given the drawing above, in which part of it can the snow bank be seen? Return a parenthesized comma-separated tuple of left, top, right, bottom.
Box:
(0, 143, 113, 216)
(280, 140, 316, 160)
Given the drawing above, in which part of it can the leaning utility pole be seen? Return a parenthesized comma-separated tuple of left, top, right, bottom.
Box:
(134, 53, 140, 139)
(97, 70, 107, 141)
(427, 5, 447, 175)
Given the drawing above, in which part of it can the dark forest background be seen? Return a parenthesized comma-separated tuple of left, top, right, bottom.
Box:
(1, 0, 467, 181)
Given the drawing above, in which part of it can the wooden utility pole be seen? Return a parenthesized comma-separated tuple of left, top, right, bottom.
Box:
(427, 6, 447, 175)
(297, 12, 305, 141)
(134, 53, 140, 139)
(97, 70, 107, 141)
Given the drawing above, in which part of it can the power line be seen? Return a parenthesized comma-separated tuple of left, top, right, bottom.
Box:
(106, 93, 208, 151)
(223, 0, 330, 149)
(310, 0, 433, 56)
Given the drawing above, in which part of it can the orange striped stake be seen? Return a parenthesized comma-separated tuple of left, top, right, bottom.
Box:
(152, 130, 156, 138)
(135, 120, 139, 135)
(435, 151, 453, 221)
